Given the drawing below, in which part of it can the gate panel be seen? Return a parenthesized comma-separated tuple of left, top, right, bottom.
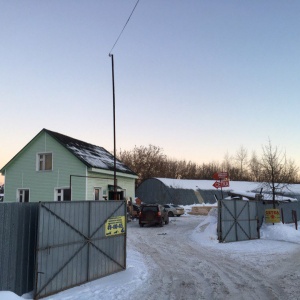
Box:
(88, 201, 126, 281)
(218, 199, 259, 243)
(35, 201, 126, 299)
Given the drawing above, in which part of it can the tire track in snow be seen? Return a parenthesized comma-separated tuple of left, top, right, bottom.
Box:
(127, 216, 289, 300)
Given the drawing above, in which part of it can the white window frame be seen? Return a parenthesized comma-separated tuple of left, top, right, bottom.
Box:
(17, 189, 30, 202)
(37, 152, 53, 171)
(54, 187, 71, 201)
(94, 187, 103, 201)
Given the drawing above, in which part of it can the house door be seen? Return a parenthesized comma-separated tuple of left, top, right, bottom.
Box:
(94, 187, 103, 200)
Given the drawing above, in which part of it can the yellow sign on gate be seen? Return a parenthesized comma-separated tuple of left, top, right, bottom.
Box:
(265, 209, 281, 223)
(105, 216, 125, 236)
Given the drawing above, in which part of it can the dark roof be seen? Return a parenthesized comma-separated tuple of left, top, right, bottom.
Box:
(0, 129, 136, 176)
(44, 129, 136, 175)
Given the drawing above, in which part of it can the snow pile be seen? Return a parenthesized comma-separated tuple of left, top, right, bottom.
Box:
(1, 249, 148, 300)
(260, 222, 300, 243)
(0, 291, 22, 300)
(191, 208, 219, 244)
(191, 206, 300, 257)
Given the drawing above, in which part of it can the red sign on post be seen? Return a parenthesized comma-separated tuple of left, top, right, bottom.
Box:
(213, 172, 228, 180)
(213, 180, 230, 189)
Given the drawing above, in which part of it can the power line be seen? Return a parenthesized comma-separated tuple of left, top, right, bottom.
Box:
(109, 0, 140, 55)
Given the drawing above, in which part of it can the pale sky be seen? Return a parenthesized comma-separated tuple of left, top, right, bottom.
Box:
(1, 1, 300, 184)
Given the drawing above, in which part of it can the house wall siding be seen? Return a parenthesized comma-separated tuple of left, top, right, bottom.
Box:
(86, 172, 136, 201)
(4, 132, 86, 202)
(119, 176, 136, 200)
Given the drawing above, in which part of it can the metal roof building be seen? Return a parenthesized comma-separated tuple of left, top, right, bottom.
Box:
(136, 178, 300, 205)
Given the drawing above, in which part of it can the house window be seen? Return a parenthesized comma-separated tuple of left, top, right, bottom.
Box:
(37, 153, 52, 171)
(94, 187, 102, 200)
(55, 188, 71, 201)
(18, 189, 29, 202)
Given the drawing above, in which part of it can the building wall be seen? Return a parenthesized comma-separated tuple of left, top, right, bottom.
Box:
(86, 171, 136, 201)
(3, 131, 86, 202)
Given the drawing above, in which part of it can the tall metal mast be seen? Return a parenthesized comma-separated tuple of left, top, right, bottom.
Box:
(109, 54, 117, 200)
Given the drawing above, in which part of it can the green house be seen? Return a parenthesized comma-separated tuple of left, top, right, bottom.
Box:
(0, 129, 138, 202)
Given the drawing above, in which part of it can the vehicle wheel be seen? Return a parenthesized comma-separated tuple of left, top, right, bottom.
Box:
(159, 220, 164, 227)
(168, 211, 174, 217)
(165, 218, 169, 225)
(139, 223, 144, 227)
(177, 215, 181, 217)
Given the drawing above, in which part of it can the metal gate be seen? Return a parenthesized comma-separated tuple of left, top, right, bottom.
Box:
(34, 201, 126, 299)
(218, 199, 260, 243)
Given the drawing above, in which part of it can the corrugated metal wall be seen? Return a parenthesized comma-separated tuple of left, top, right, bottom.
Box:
(0, 201, 127, 299)
(136, 178, 203, 205)
(136, 178, 172, 204)
(197, 189, 229, 203)
(257, 201, 300, 225)
(0, 203, 38, 296)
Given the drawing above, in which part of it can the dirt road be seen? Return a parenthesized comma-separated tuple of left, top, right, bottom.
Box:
(126, 215, 300, 300)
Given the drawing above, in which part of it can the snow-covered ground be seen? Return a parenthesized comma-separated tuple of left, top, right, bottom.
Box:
(1, 204, 300, 300)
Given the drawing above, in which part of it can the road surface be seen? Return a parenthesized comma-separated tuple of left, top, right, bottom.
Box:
(126, 215, 300, 300)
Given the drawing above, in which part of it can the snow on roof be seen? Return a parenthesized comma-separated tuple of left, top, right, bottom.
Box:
(156, 178, 260, 191)
(45, 129, 136, 175)
(229, 190, 298, 202)
(156, 178, 300, 196)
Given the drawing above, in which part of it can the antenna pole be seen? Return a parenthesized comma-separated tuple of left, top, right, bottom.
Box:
(109, 54, 117, 200)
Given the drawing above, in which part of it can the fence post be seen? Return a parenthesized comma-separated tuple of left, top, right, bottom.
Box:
(292, 210, 298, 230)
(217, 200, 222, 242)
(281, 208, 284, 224)
(256, 216, 260, 239)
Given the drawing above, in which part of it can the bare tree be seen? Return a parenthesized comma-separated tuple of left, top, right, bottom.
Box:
(248, 151, 261, 182)
(117, 143, 299, 186)
(198, 161, 220, 179)
(221, 151, 232, 173)
(260, 139, 299, 207)
(118, 145, 167, 186)
(235, 146, 248, 180)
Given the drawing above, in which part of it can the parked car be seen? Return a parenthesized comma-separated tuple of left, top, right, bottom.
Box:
(163, 204, 185, 217)
(139, 204, 169, 227)
(172, 204, 185, 216)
